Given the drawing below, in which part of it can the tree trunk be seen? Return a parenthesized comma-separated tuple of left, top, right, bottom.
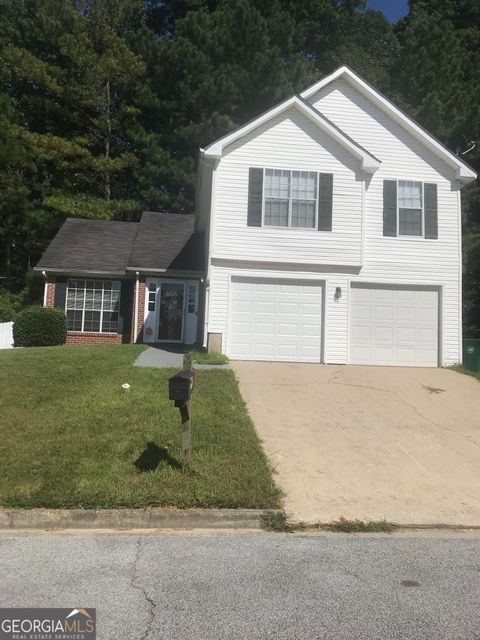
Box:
(105, 79, 111, 201)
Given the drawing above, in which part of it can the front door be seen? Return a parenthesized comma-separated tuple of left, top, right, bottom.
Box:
(158, 282, 185, 342)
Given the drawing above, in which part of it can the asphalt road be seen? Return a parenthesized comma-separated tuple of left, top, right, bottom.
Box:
(1, 531, 480, 640)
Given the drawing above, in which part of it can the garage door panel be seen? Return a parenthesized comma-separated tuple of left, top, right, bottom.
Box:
(350, 285, 438, 367)
(229, 279, 323, 362)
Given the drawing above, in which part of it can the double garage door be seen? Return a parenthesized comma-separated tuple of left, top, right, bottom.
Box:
(228, 278, 439, 366)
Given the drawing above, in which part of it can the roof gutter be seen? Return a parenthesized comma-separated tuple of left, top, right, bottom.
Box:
(33, 267, 129, 277)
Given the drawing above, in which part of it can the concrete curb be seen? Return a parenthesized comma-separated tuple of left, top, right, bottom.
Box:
(0, 508, 263, 531)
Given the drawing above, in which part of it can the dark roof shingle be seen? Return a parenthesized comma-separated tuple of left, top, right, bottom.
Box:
(127, 211, 204, 271)
(36, 218, 139, 274)
(36, 211, 205, 274)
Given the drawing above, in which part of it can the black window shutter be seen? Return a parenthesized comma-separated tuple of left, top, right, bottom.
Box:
(318, 173, 333, 231)
(247, 167, 263, 227)
(424, 183, 438, 239)
(54, 277, 67, 310)
(119, 280, 133, 340)
(383, 180, 397, 236)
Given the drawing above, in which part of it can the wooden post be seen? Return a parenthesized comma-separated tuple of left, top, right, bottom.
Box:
(181, 352, 193, 472)
(183, 351, 192, 371)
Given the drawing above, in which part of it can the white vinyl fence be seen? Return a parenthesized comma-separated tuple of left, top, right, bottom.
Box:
(0, 322, 14, 349)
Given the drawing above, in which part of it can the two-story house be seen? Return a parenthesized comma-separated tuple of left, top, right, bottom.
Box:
(36, 66, 476, 367)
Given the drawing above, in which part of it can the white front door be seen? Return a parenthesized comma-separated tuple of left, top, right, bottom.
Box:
(143, 278, 158, 343)
(349, 284, 439, 366)
(143, 279, 198, 344)
(184, 281, 199, 345)
(229, 278, 323, 362)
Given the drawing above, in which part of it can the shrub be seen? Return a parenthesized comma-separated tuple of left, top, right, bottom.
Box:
(13, 306, 67, 347)
(0, 292, 22, 322)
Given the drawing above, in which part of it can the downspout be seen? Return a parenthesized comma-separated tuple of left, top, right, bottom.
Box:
(42, 271, 47, 307)
(134, 271, 140, 343)
(203, 279, 210, 348)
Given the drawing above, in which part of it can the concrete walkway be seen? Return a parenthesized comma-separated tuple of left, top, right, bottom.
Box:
(134, 346, 229, 370)
(232, 362, 480, 526)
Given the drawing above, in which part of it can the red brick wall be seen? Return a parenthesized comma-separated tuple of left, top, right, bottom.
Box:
(132, 276, 146, 344)
(66, 332, 122, 345)
(45, 278, 55, 308)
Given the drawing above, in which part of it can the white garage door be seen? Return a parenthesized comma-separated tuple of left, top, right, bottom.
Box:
(229, 278, 323, 362)
(349, 284, 439, 367)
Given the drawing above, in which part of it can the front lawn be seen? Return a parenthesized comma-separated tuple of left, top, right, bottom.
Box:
(0, 345, 281, 509)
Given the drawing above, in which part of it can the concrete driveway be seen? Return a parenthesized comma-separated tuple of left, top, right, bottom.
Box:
(232, 363, 480, 526)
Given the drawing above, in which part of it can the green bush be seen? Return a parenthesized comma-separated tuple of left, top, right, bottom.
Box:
(0, 293, 22, 322)
(13, 306, 67, 347)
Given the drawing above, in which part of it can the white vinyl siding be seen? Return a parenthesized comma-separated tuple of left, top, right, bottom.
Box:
(203, 77, 463, 367)
(307, 78, 461, 365)
(212, 108, 362, 266)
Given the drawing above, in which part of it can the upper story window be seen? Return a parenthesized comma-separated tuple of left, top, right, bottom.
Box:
(398, 180, 422, 236)
(383, 179, 438, 239)
(66, 279, 121, 333)
(264, 169, 318, 229)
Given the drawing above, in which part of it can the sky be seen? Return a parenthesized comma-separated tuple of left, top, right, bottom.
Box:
(367, 0, 409, 22)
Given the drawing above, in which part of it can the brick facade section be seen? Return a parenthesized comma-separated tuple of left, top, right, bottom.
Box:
(133, 276, 146, 343)
(45, 278, 55, 308)
(66, 332, 123, 345)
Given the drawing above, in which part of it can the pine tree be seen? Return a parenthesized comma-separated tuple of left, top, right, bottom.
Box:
(3, 0, 149, 220)
(392, 0, 480, 336)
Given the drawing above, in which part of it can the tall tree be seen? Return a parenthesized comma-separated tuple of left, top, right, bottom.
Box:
(3, 0, 149, 220)
(392, 0, 480, 336)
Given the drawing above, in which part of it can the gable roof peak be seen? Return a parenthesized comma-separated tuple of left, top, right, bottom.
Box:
(301, 66, 476, 183)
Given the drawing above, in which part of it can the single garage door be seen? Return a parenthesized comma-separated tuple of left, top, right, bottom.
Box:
(349, 284, 439, 367)
(229, 278, 323, 362)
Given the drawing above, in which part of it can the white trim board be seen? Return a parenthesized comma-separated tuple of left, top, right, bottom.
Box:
(301, 66, 476, 183)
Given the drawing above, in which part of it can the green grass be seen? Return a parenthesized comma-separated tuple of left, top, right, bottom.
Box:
(189, 349, 229, 365)
(450, 364, 480, 382)
(325, 517, 395, 533)
(0, 345, 281, 509)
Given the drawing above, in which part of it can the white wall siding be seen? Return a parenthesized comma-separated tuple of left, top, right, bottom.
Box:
(0, 322, 14, 349)
(209, 262, 355, 363)
(212, 108, 363, 267)
(307, 79, 462, 365)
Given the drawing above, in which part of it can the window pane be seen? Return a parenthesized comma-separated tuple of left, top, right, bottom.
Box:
(398, 180, 422, 209)
(264, 198, 289, 226)
(102, 311, 119, 333)
(291, 171, 317, 200)
(399, 208, 422, 236)
(292, 200, 316, 228)
(67, 310, 82, 331)
(84, 310, 101, 332)
(265, 169, 290, 199)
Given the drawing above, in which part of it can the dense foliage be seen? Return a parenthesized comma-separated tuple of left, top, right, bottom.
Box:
(0, 0, 479, 334)
(13, 306, 67, 347)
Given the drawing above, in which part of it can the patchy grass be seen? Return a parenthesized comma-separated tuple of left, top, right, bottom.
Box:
(260, 510, 297, 532)
(189, 349, 229, 365)
(0, 345, 280, 509)
(450, 364, 480, 382)
(325, 517, 395, 533)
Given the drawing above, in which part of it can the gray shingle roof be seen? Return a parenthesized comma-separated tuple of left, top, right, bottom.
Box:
(36, 218, 139, 274)
(35, 212, 205, 274)
(127, 211, 203, 271)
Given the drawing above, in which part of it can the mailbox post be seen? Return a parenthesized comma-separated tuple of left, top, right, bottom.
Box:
(168, 368, 194, 472)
